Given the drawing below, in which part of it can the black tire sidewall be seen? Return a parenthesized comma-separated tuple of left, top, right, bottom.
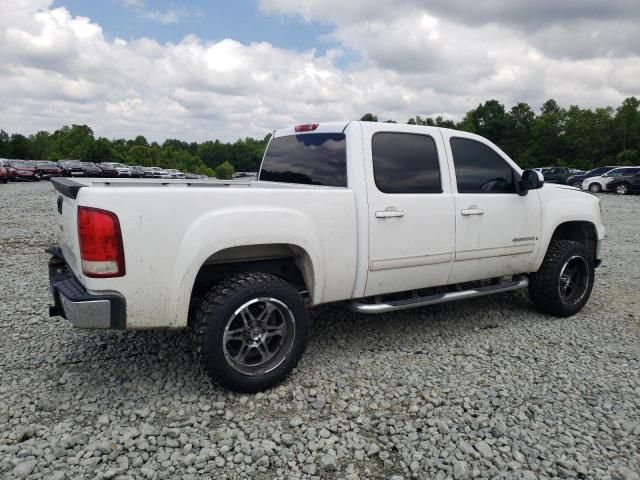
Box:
(530, 240, 595, 317)
(196, 274, 309, 392)
(616, 184, 628, 195)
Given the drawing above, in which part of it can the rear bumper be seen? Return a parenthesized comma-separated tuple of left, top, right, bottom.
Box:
(48, 247, 126, 329)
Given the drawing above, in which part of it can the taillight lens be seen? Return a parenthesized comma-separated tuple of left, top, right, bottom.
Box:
(77, 206, 125, 278)
(295, 123, 319, 132)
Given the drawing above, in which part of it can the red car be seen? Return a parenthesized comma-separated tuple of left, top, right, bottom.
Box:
(34, 161, 63, 180)
(0, 160, 9, 184)
(6, 160, 38, 181)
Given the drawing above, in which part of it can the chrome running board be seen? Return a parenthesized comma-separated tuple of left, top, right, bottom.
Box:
(349, 277, 529, 314)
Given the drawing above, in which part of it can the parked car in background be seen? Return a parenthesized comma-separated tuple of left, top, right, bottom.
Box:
(5, 160, 38, 181)
(140, 167, 157, 178)
(542, 167, 571, 184)
(233, 171, 258, 179)
(97, 163, 119, 178)
(166, 168, 186, 179)
(605, 168, 640, 195)
(582, 167, 640, 193)
(147, 166, 171, 178)
(107, 163, 132, 177)
(59, 160, 85, 177)
(533, 167, 550, 175)
(566, 166, 619, 189)
(129, 166, 146, 178)
(33, 161, 62, 180)
(0, 160, 8, 184)
(80, 162, 103, 177)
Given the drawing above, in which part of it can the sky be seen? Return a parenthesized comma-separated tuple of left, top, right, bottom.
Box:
(0, 0, 639, 142)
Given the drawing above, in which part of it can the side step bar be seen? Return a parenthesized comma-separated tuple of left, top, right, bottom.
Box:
(349, 277, 529, 314)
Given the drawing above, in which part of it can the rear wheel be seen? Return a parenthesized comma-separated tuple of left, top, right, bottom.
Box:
(588, 183, 602, 193)
(615, 183, 630, 195)
(191, 272, 308, 392)
(571, 181, 582, 189)
(529, 239, 594, 317)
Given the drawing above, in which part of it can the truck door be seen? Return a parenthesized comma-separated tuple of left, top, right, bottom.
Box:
(362, 123, 456, 297)
(442, 132, 542, 284)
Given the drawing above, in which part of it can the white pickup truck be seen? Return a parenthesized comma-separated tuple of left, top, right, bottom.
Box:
(48, 121, 605, 392)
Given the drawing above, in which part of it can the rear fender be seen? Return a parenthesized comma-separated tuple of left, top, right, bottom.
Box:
(172, 208, 323, 327)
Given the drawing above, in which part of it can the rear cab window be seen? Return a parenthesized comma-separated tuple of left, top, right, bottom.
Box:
(259, 133, 347, 187)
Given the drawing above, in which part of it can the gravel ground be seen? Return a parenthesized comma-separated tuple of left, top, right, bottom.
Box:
(1, 181, 639, 480)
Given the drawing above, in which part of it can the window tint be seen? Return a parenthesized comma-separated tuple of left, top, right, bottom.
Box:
(450, 137, 516, 193)
(372, 133, 441, 194)
(260, 133, 347, 187)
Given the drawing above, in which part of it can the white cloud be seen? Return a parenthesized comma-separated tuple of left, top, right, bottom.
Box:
(117, 0, 144, 8)
(142, 9, 181, 25)
(0, 0, 638, 143)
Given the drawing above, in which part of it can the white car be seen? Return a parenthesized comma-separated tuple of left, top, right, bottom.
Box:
(47, 121, 605, 392)
(166, 169, 186, 179)
(582, 167, 640, 193)
(102, 162, 132, 177)
(147, 166, 171, 179)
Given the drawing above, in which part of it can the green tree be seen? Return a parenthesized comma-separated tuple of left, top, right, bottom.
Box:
(458, 100, 510, 147)
(616, 149, 639, 165)
(614, 97, 640, 151)
(214, 161, 235, 179)
(9, 134, 31, 159)
(360, 113, 378, 122)
(0, 130, 10, 157)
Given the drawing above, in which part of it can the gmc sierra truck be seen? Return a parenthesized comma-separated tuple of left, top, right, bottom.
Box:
(48, 121, 605, 392)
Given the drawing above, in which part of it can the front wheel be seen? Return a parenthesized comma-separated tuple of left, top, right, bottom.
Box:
(191, 272, 309, 392)
(588, 183, 602, 193)
(529, 239, 594, 317)
(572, 181, 582, 189)
(615, 183, 629, 195)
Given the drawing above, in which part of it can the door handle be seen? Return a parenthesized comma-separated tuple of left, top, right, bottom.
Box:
(461, 207, 484, 216)
(375, 209, 405, 218)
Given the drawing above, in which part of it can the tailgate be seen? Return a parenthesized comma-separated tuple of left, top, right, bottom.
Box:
(51, 178, 84, 276)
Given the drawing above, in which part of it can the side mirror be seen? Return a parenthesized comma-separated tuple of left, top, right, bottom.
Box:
(518, 169, 544, 196)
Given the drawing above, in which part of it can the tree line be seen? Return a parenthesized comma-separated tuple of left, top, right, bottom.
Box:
(1, 97, 639, 174)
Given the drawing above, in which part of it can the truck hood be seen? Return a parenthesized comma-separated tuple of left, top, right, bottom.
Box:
(541, 182, 599, 200)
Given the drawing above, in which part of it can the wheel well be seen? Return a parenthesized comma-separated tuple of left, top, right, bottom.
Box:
(190, 244, 314, 303)
(611, 180, 630, 188)
(551, 221, 597, 259)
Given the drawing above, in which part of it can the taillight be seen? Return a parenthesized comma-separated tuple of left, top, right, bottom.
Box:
(77, 206, 125, 278)
(295, 123, 319, 132)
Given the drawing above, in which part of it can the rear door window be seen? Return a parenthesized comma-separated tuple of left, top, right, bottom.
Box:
(371, 132, 442, 194)
(260, 133, 347, 187)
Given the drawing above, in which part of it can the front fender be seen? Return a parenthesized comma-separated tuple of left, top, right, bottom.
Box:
(534, 188, 605, 271)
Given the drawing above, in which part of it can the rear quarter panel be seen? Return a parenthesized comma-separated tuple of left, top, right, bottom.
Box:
(74, 185, 358, 329)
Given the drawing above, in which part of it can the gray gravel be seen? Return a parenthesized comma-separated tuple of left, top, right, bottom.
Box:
(1, 181, 639, 479)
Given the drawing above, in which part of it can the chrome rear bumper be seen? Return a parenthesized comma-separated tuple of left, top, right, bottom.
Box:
(48, 247, 126, 329)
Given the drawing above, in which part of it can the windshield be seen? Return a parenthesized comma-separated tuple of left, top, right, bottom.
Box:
(11, 161, 33, 167)
(81, 162, 96, 167)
